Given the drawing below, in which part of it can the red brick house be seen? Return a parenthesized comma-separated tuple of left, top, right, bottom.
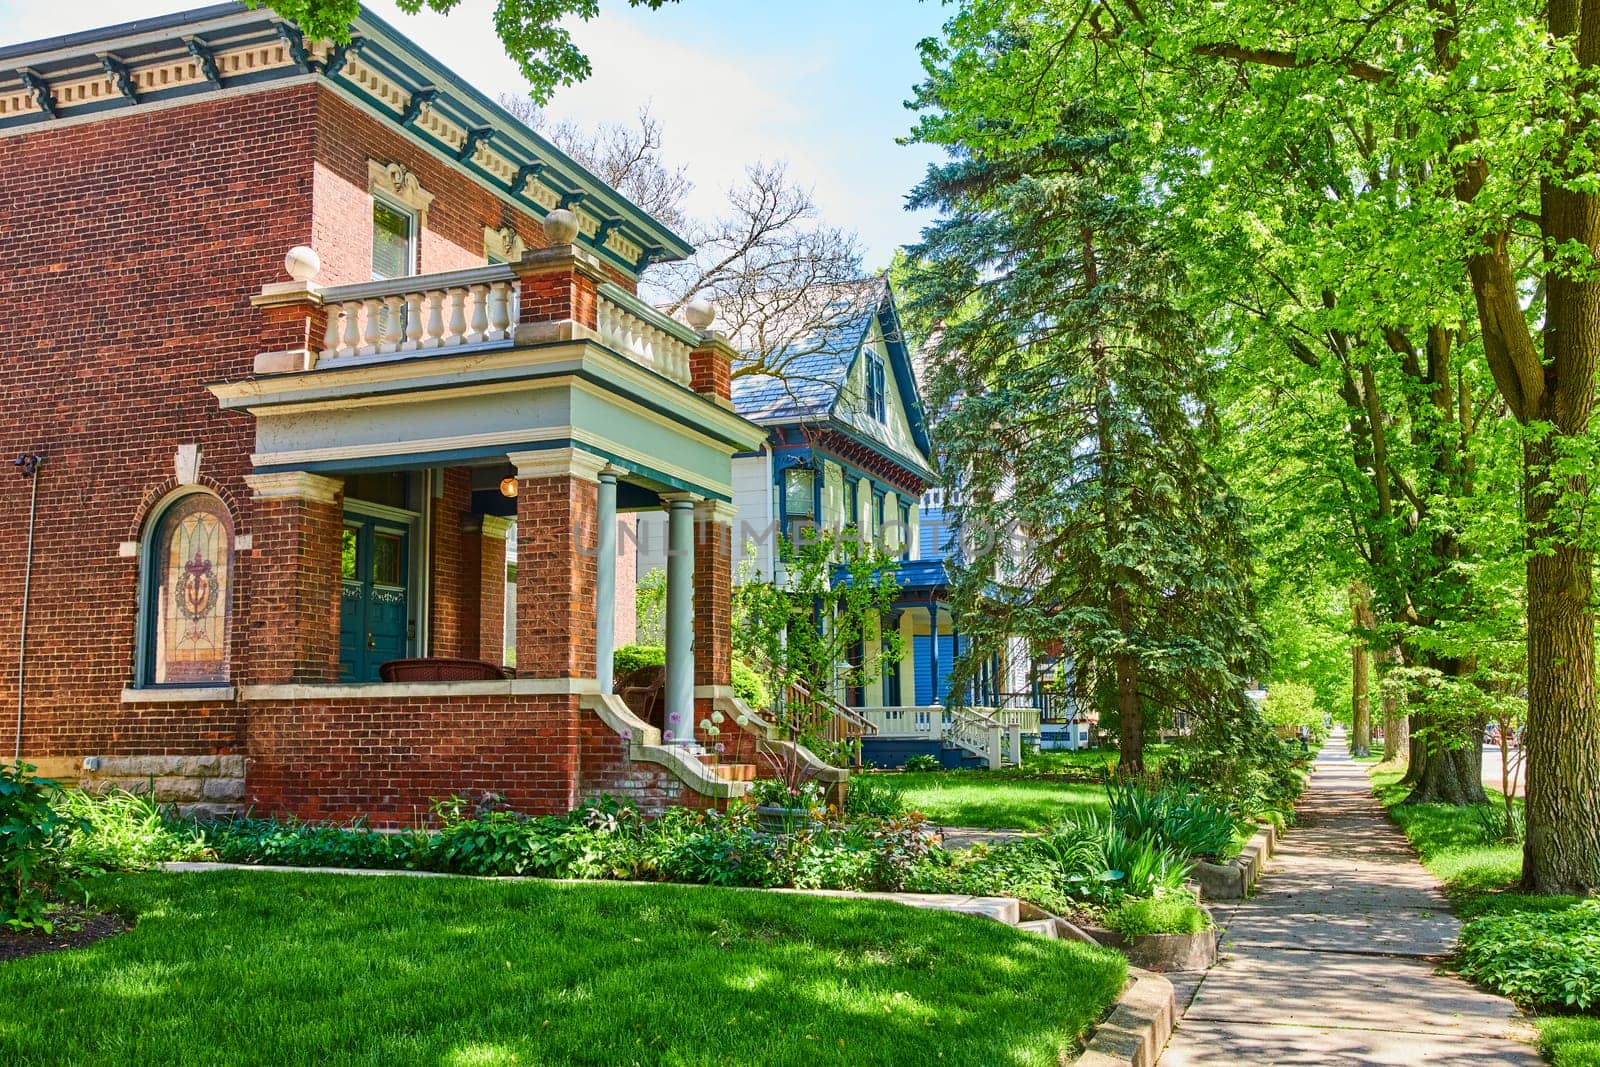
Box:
(0, 3, 838, 823)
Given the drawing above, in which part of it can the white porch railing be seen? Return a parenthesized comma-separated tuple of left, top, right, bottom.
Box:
(857, 705, 1018, 769)
(312, 268, 698, 388)
(596, 281, 695, 386)
(319, 264, 520, 362)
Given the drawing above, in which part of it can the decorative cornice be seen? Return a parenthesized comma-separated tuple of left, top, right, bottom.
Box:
(368, 158, 433, 223)
(244, 470, 343, 504)
(0, 7, 692, 278)
(693, 499, 739, 524)
(484, 224, 527, 263)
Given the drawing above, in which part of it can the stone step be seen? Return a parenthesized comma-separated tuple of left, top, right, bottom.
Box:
(712, 763, 756, 782)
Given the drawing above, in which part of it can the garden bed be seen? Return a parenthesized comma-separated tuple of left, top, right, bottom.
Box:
(0, 907, 128, 963)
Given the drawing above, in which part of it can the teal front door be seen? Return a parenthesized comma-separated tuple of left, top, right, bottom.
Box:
(339, 515, 412, 682)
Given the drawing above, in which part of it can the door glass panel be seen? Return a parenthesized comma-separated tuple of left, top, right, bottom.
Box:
(372, 200, 414, 281)
(341, 526, 359, 580)
(371, 531, 403, 585)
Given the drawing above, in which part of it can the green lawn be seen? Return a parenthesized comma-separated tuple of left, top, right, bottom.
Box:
(1371, 767, 1599, 1067)
(879, 772, 1107, 830)
(0, 871, 1125, 1066)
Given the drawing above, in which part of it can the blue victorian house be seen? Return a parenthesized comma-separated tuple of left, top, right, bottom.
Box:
(721, 277, 1048, 767)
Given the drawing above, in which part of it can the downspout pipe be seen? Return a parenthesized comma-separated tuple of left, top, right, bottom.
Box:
(13, 453, 43, 767)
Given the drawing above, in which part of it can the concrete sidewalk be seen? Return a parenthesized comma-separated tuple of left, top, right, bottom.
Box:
(1158, 730, 1540, 1066)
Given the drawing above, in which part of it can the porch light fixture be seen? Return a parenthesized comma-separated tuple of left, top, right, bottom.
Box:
(499, 476, 518, 498)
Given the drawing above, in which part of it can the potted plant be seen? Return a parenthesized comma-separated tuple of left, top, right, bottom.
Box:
(748, 777, 826, 832)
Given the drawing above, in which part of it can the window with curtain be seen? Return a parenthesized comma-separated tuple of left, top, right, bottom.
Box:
(143, 492, 232, 686)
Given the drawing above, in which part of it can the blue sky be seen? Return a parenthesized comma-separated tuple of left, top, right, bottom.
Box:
(0, 0, 952, 268)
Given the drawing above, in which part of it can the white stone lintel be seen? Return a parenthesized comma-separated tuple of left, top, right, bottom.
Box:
(244, 471, 343, 504)
(508, 446, 608, 485)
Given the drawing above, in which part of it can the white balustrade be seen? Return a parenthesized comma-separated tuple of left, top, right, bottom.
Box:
(595, 281, 696, 387)
(318, 265, 518, 361)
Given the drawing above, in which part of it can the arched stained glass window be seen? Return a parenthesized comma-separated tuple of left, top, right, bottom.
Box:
(141, 492, 232, 686)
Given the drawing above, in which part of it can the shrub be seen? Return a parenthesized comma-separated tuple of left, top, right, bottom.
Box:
(730, 659, 770, 711)
(612, 644, 665, 679)
(1458, 901, 1600, 1012)
(0, 764, 81, 930)
(61, 788, 208, 872)
(1103, 893, 1211, 936)
(844, 774, 907, 820)
(903, 753, 941, 772)
(205, 815, 424, 870)
(1106, 779, 1241, 861)
(907, 814, 1190, 914)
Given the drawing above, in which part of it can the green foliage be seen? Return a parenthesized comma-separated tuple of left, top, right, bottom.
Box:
(1259, 682, 1320, 735)
(59, 788, 208, 873)
(256, 0, 679, 107)
(911, 815, 1191, 914)
(903, 753, 941, 772)
(1102, 893, 1211, 937)
(612, 642, 663, 677)
(748, 778, 825, 811)
(1105, 779, 1242, 862)
(0, 764, 81, 930)
(903, 88, 1266, 768)
(613, 642, 768, 711)
(634, 569, 666, 646)
(1458, 902, 1600, 1012)
(736, 527, 905, 782)
(730, 658, 770, 712)
(844, 774, 908, 820)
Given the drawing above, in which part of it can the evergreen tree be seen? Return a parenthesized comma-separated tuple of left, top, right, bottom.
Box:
(905, 102, 1265, 773)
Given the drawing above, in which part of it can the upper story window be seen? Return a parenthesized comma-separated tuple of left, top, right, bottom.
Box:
(865, 350, 887, 422)
(372, 197, 417, 281)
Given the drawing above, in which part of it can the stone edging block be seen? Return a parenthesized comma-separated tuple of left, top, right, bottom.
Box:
(1070, 967, 1177, 1067)
(1191, 820, 1276, 901)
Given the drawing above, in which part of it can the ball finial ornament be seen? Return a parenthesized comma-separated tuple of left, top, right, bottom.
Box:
(685, 297, 716, 330)
(543, 208, 580, 244)
(284, 245, 321, 283)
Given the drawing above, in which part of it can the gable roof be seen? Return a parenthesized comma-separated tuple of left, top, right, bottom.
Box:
(729, 277, 935, 465)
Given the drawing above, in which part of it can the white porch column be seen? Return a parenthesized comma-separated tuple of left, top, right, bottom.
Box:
(663, 493, 698, 745)
(595, 468, 619, 691)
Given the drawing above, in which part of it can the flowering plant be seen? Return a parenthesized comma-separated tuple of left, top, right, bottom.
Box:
(748, 778, 825, 810)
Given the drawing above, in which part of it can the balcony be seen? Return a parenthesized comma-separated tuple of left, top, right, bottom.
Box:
(305, 262, 698, 389)
(212, 216, 761, 500)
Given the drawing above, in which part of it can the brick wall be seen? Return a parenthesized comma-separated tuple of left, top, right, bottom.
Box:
(426, 468, 473, 659)
(310, 92, 548, 285)
(245, 692, 582, 824)
(0, 85, 320, 761)
(515, 474, 598, 678)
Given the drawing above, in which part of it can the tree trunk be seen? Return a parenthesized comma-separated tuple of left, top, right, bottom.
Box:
(1350, 584, 1373, 757)
(1114, 646, 1144, 775)
(1351, 637, 1372, 758)
(1403, 727, 1488, 805)
(1380, 644, 1408, 763)
(1521, 435, 1600, 893)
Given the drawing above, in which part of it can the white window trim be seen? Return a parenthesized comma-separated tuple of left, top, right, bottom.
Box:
(371, 192, 419, 282)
